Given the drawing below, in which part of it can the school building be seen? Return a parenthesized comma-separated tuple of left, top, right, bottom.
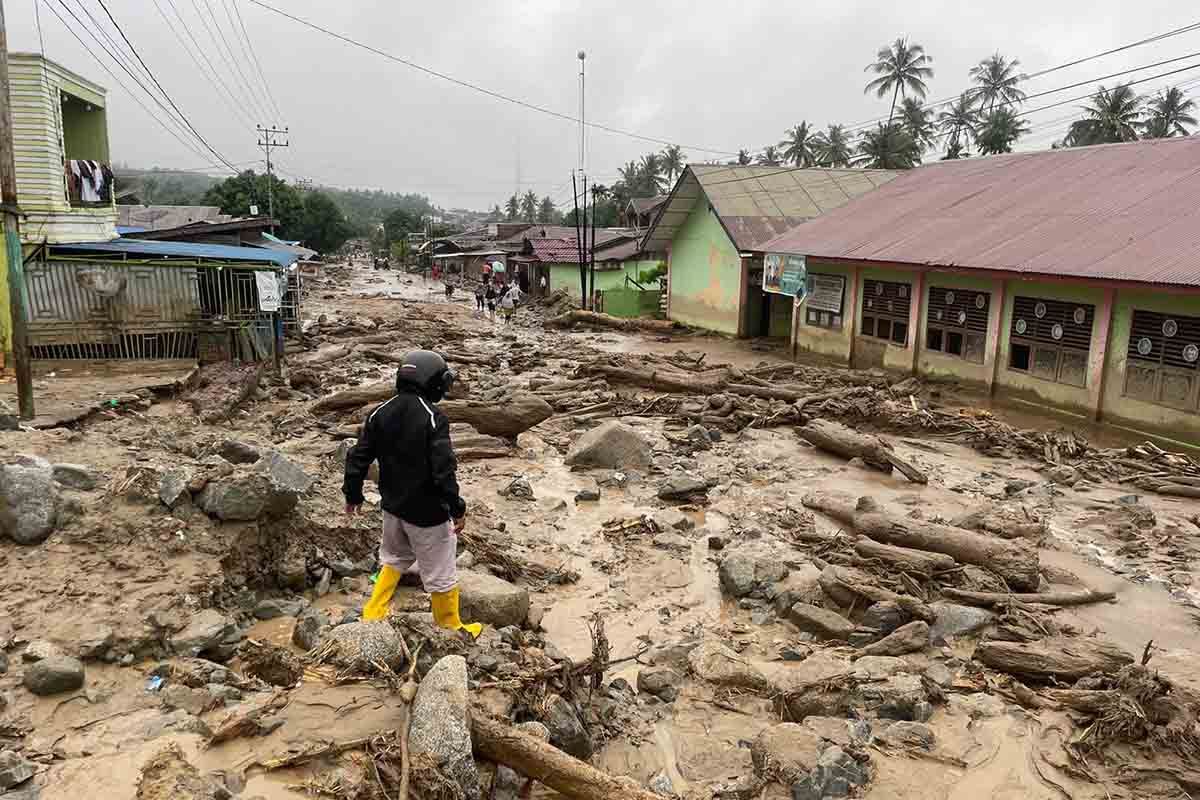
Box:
(763, 137, 1200, 443)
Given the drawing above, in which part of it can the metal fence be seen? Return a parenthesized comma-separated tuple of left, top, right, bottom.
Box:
(24, 257, 281, 362)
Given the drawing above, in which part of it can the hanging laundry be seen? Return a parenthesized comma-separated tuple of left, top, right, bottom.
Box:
(64, 159, 110, 203)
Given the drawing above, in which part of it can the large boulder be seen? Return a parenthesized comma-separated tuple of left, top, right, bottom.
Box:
(409, 655, 480, 800)
(327, 621, 404, 670)
(657, 475, 710, 502)
(687, 640, 771, 692)
(751, 723, 824, 784)
(719, 544, 789, 598)
(23, 655, 85, 695)
(564, 421, 653, 470)
(542, 693, 592, 759)
(929, 602, 995, 645)
(458, 570, 530, 629)
(169, 610, 238, 658)
(853, 621, 929, 658)
(194, 451, 313, 521)
(637, 666, 682, 702)
(0, 459, 59, 544)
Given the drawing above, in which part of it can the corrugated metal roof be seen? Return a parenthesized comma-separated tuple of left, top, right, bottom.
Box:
(117, 205, 230, 230)
(763, 137, 1200, 287)
(629, 196, 667, 214)
(51, 238, 297, 266)
(643, 165, 901, 252)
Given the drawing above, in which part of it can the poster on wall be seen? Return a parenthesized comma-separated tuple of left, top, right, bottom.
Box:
(806, 273, 845, 314)
(763, 253, 807, 298)
(255, 270, 282, 312)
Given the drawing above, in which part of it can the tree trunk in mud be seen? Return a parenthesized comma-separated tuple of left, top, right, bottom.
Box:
(471, 714, 663, 800)
(818, 565, 936, 622)
(802, 492, 1040, 591)
(545, 310, 677, 334)
(975, 637, 1134, 681)
(579, 363, 727, 395)
(852, 539, 957, 576)
(941, 588, 1116, 608)
(797, 419, 927, 483)
(440, 395, 554, 439)
(310, 381, 395, 414)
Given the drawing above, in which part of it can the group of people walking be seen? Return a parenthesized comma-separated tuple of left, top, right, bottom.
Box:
(471, 277, 521, 324)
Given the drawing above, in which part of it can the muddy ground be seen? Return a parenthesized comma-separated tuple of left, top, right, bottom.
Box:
(2, 261, 1199, 800)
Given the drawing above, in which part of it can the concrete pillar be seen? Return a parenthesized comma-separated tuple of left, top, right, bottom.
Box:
(988, 279, 1008, 397)
(908, 269, 925, 376)
(1089, 286, 1117, 421)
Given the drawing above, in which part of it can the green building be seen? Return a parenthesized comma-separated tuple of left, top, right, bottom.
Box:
(518, 233, 664, 314)
(765, 137, 1200, 443)
(641, 165, 899, 338)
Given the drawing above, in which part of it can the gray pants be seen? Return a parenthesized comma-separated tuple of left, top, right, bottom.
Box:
(380, 510, 458, 594)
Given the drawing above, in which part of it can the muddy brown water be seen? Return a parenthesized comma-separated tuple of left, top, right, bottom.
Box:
(5, 261, 1199, 799)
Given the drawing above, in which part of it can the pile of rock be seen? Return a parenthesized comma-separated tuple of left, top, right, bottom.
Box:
(0, 454, 100, 545)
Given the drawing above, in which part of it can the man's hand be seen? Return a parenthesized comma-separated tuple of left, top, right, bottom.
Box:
(345, 503, 361, 515)
(453, 515, 466, 534)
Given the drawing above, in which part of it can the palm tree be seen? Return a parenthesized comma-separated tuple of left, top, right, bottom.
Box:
(970, 53, 1026, 114)
(637, 153, 666, 194)
(976, 107, 1030, 154)
(537, 196, 557, 223)
(811, 124, 853, 167)
(855, 123, 921, 169)
(864, 37, 934, 125)
(519, 190, 538, 221)
(756, 145, 783, 166)
(736, 149, 752, 166)
(937, 92, 981, 156)
(781, 122, 815, 167)
(618, 160, 640, 187)
(1066, 84, 1144, 146)
(661, 145, 686, 185)
(1144, 87, 1197, 138)
(900, 97, 935, 152)
(504, 194, 519, 220)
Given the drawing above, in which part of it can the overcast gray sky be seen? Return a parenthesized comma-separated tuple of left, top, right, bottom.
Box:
(8, 0, 1199, 210)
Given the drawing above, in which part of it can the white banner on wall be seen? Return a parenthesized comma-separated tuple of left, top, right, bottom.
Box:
(255, 270, 282, 312)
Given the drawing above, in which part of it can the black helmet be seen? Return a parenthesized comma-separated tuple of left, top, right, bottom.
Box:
(395, 350, 456, 403)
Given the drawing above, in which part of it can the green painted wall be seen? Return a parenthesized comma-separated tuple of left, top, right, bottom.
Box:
(853, 264, 920, 373)
(603, 287, 662, 318)
(667, 202, 742, 335)
(1103, 289, 1200, 442)
(547, 263, 629, 306)
(995, 279, 1105, 414)
(61, 96, 109, 161)
(794, 260, 856, 362)
(915, 272, 1004, 387)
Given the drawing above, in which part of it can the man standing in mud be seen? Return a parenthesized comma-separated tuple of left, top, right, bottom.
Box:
(342, 350, 482, 638)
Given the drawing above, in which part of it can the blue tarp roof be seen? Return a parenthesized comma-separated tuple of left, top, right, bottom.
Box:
(262, 232, 301, 246)
(52, 237, 298, 266)
(116, 225, 146, 235)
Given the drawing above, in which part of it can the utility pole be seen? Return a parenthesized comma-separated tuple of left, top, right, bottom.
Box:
(256, 124, 288, 232)
(0, 0, 33, 418)
(577, 50, 586, 173)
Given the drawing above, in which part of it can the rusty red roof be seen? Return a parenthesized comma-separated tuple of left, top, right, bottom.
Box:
(763, 137, 1200, 288)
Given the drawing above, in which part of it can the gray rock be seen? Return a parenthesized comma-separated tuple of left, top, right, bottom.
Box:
(170, 610, 238, 658)
(493, 722, 550, 800)
(787, 603, 855, 641)
(161, 684, 211, 716)
(652, 532, 691, 553)
(328, 557, 368, 578)
(0, 651, 7, 674)
(542, 693, 592, 759)
(315, 567, 333, 596)
(51, 463, 100, 491)
(277, 551, 308, 591)
(791, 745, 869, 800)
(23, 640, 63, 662)
(861, 674, 930, 721)
(1047, 465, 1079, 486)
(874, 720, 935, 750)
(851, 656, 909, 681)
(685, 425, 712, 451)
(409, 655, 479, 800)
(158, 467, 194, 509)
(752, 723, 824, 784)
(639, 639, 701, 672)
(1004, 479, 1035, 496)
(23, 655, 85, 695)
(253, 598, 307, 620)
(257, 450, 315, 500)
(719, 546, 789, 599)
(657, 474, 709, 501)
(498, 475, 534, 500)
(0, 460, 59, 544)
(328, 621, 404, 669)
(708, 535, 727, 551)
(767, 564, 823, 614)
(206, 683, 242, 704)
(564, 421, 652, 470)
(217, 439, 261, 464)
(687, 640, 770, 692)
(854, 621, 929, 657)
(195, 452, 313, 521)
(949, 692, 1007, 718)
(649, 771, 675, 796)
(654, 509, 694, 531)
(456, 550, 476, 569)
(637, 666, 682, 702)
(858, 601, 906, 640)
(923, 662, 955, 688)
(929, 602, 995, 645)
(801, 717, 871, 749)
(0, 398, 17, 431)
(574, 488, 600, 502)
(0, 749, 35, 789)
(458, 570, 530, 628)
(77, 626, 116, 660)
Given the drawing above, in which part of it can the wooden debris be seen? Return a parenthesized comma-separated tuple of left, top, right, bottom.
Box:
(798, 419, 927, 484)
(818, 565, 936, 622)
(852, 539, 956, 576)
(803, 492, 1040, 591)
(545, 309, 677, 334)
(975, 637, 1134, 682)
(942, 587, 1116, 608)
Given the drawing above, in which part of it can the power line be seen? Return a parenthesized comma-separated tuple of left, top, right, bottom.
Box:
(42, 0, 222, 167)
(217, 0, 277, 121)
(189, 0, 272, 121)
(230, 0, 283, 121)
(248, 0, 739, 157)
(158, 0, 258, 130)
(93, 0, 240, 172)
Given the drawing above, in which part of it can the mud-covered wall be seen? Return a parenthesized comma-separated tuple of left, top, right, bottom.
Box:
(851, 264, 921, 373)
(667, 202, 742, 335)
(793, 260, 856, 362)
(915, 272, 1004, 388)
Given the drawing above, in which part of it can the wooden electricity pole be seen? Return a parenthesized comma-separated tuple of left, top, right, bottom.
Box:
(0, 0, 33, 418)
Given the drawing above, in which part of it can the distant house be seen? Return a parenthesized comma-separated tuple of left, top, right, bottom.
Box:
(620, 196, 667, 230)
(763, 137, 1200, 440)
(117, 205, 231, 232)
(515, 231, 659, 310)
(641, 165, 900, 338)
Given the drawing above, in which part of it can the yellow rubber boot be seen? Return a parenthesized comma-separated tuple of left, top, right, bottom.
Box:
(362, 565, 402, 621)
(431, 586, 483, 639)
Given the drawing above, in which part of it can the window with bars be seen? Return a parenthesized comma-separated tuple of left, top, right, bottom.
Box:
(926, 286, 990, 363)
(1122, 309, 1200, 411)
(1008, 296, 1094, 387)
(860, 279, 912, 346)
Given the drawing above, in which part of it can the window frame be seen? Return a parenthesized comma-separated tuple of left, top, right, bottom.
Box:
(1122, 308, 1200, 411)
(1007, 296, 1094, 388)
(860, 278, 912, 347)
(925, 286, 990, 364)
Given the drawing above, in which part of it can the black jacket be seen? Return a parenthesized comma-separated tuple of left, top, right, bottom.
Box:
(342, 388, 466, 526)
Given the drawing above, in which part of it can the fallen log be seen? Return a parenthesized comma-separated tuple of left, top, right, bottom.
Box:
(798, 419, 927, 484)
(545, 309, 677, 335)
(941, 588, 1116, 608)
(794, 386, 873, 412)
(300, 344, 352, 366)
(471, 713, 661, 800)
(975, 637, 1134, 682)
(440, 394, 554, 439)
(311, 381, 395, 414)
(853, 539, 956, 576)
(803, 492, 1040, 591)
(818, 565, 936, 623)
(442, 351, 499, 366)
(580, 362, 726, 395)
(725, 382, 805, 402)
